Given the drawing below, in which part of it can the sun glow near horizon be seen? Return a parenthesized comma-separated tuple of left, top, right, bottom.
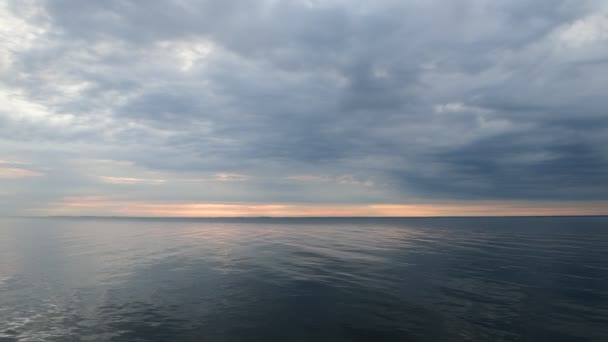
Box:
(34, 197, 608, 217)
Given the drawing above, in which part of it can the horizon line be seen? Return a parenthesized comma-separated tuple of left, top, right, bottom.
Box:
(10, 214, 608, 219)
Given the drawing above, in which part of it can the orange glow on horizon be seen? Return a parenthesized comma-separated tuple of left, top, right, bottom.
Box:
(36, 197, 608, 217)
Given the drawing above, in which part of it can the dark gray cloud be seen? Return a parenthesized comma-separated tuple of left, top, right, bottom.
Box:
(1, 0, 608, 214)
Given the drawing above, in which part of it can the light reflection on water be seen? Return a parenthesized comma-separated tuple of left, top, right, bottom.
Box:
(1, 217, 607, 341)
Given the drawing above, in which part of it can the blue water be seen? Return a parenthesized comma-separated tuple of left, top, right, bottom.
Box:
(1, 217, 607, 341)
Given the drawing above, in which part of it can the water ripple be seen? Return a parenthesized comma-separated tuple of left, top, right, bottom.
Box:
(1, 217, 607, 341)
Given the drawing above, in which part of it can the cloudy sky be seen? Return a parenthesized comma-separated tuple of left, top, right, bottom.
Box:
(1, 0, 608, 216)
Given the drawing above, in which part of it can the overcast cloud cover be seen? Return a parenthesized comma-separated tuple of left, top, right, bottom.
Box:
(1, 0, 608, 216)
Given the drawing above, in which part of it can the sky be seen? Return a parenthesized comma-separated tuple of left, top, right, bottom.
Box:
(1, 0, 608, 217)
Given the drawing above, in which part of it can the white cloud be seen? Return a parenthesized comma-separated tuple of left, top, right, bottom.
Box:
(0, 1, 49, 72)
(157, 39, 216, 71)
(98, 176, 167, 185)
(558, 13, 608, 47)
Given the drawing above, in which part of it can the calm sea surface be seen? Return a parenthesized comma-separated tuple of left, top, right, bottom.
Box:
(1, 217, 607, 341)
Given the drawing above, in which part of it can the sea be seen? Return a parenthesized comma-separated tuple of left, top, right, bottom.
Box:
(0, 216, 607, 341)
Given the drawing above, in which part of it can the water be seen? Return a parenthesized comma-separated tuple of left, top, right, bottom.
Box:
(1, 217, 607, 341)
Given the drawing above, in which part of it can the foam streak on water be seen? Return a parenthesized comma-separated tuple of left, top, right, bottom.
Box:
(0, 217, 607, 341)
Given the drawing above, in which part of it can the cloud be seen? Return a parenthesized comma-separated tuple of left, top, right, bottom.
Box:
(0, 159, 28, 165)
(213, 173, 249, 182)
(286, 175, 331, 182)
(98, 176, 167, 185)
(558, 13, 608, 47)
(0, 167, 44, 178)
(0, 0, 607, 215)
(286, 174, 373, 187)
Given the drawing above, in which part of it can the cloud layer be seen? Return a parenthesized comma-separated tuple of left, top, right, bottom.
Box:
(1, 0, 607, 215)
